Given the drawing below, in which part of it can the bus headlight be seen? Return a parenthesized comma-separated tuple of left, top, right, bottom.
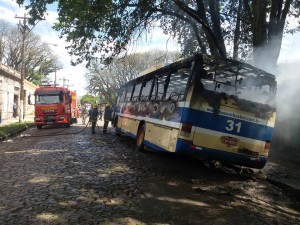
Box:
(59, 116, 65, 121)
(35, 117, 41, 122)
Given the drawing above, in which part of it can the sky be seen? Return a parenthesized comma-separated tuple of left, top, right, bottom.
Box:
(0, 0, 179, 96)
(0, 0, 299, 96)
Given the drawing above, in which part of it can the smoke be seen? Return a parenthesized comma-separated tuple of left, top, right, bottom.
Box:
(272, 62, 300, 151)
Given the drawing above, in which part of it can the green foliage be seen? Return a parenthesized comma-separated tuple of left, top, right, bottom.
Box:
(80, 94, 98, 105)
(15, 0, 300, 67)
(0, 122, 34, 139)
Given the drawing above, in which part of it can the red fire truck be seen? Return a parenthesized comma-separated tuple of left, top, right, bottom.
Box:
(29, 86, 79, 129)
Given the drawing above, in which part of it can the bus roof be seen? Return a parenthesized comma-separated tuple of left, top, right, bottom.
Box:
(121, 54, 275, 88)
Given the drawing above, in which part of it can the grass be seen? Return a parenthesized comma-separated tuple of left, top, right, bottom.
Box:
(0, 121, 34, 139)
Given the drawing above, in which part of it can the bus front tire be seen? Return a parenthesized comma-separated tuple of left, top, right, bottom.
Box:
(136, 124, 145, 152)
(37, 125, 42, 129)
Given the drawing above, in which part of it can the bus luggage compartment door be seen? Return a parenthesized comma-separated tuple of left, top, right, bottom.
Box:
(146, 123, 177, 152)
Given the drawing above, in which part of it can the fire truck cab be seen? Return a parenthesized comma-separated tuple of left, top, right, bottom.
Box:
(28, 86, 78, 129)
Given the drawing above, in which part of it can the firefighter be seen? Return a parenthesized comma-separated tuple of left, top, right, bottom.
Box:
(89, 104, 99, 134)
(103, 103, 112, 134)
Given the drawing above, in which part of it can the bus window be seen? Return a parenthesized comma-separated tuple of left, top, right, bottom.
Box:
(125, 84, 134, 102)
(151, 73, 168, 101)
(118, 89, 126, 103)
(132, 83, 142, 101)
(140, 79, 153, 101)
(166, 70, 190, 101)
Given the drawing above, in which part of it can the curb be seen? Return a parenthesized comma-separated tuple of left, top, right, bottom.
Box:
(0, 123, 35, 142)
(266, 175, 300, 201)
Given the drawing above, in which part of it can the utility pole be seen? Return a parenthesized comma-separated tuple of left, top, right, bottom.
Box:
(15, 14, 30, 123)
(54, 64, 57, 87)
(15, 14, 44, 122)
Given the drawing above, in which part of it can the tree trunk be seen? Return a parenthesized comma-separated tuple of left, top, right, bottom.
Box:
(252, 0, 292, 73)
(233, 0, 242, 60)
(252, 0, 267, 69)
(195, 0, 220, 56)
(207, 0, 226, 56)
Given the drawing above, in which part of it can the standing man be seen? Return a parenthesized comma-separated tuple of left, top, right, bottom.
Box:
(98, 104, 103, 121)
(103, 103, 113, 134)
(13, 101, 17, 118)
(89, 104, 99, 134)
(81, 105, 88, 125)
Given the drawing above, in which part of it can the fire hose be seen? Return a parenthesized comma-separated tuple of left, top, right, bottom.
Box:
(19, 121, 105, 138)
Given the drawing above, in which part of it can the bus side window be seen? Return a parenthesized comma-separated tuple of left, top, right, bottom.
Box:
(151, 73, 168, 101)
(119, 89, 126, 103)
(125, 84, 134, 102)
(132, 83, 142, 101)
(140, 79, 153, 101)
(166, 71, 190, 101)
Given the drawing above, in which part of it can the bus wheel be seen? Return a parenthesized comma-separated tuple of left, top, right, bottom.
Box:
(37, 125, 42, 129)
(136, 124, 145, 152)
(66, 122, 71, 128)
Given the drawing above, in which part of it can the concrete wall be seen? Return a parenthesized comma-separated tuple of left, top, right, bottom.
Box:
(0, 63, 39, 120)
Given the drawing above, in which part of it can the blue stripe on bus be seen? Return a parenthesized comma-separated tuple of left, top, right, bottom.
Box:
(175, 139, 267, 169)
(144, 140, 170, 153)
(180, 108, 273, 141)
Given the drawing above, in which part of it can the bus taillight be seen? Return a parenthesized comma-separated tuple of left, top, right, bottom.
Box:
(180, 123, 192, 137)
(263, 140, 271, 156)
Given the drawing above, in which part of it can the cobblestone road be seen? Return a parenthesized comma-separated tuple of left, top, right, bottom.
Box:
(0, 121, 299, 225)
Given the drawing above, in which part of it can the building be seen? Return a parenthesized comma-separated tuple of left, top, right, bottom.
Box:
(0, 63, 38, 120)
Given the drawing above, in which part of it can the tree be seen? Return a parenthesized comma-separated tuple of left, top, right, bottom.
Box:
(86, 50, 179, 105)
(0, 19, 63, 84)
(16, 0, 300, 71)
(80, 94, 98, 105)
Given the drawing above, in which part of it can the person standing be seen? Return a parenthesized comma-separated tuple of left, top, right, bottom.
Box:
(98, 104, 103, 121)
(81, 105, 88, 125)
(13, 101, 17, 118)
(103, 103, 113, 134)
(89, 104, 99, 134)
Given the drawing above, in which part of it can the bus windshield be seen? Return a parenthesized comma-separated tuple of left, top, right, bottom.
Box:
(35, 94, 62, 104)
(201, 56, 276, 107)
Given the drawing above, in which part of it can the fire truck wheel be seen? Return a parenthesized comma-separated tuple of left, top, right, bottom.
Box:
(37, 125, 42, 129)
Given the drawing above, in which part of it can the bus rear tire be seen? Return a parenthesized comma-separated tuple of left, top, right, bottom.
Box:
(136, 124, 145, 152)
(37, 125, 42, 129)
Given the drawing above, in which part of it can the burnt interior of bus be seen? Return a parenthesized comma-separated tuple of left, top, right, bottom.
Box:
(196, 54, 277, 117)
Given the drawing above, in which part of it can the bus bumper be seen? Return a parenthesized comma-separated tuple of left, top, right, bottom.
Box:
(175, 139, 267, 169)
